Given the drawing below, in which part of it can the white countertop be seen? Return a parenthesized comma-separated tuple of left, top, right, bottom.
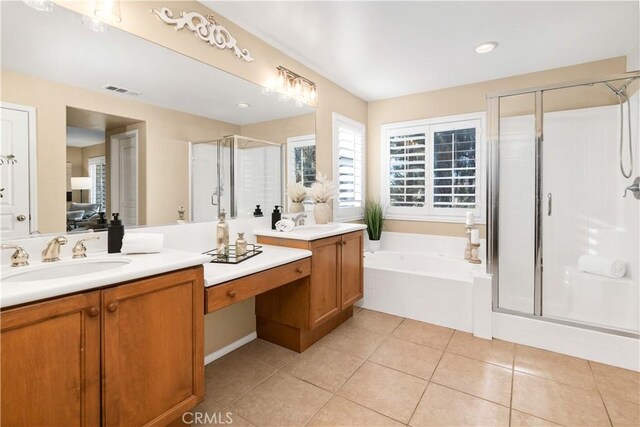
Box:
(0, 249, 211, 308)
(203, 245, 311, 287)
(254, 223, 366, 241)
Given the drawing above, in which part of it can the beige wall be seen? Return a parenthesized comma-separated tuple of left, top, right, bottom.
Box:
(241, 113, 315, 146)
(80, 143, 105, 177)
(368, 57, 628, 238)
(2, 70, 240, 232)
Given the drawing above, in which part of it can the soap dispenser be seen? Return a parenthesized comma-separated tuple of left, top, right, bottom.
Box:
(271, 206, 282, 230)
(216, 209, 229, 259)
(108, 213, 124, 253)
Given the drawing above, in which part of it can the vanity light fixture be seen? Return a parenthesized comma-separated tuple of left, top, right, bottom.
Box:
(93, 0, 121, 24)
(475, 41, 498, 54)
(267, 66, 318, 107)
(237, 103, 250, 109)
(22, 0, 54, 12)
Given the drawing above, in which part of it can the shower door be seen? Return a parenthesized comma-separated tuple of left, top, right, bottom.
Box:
(488, 71, 640, 335)
(540, 82, 639, 333)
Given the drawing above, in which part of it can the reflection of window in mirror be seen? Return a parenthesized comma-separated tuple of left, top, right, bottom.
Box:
(287, 134, 316, 210)
(88, 156, 106, 209)
(287, 134, 316, 187)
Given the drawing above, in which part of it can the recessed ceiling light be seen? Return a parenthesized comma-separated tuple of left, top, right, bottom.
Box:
(237, 103, 250, 109)
(475, 41, 498, 54)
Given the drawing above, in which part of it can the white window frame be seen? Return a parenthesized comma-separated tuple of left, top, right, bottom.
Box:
(381, 112, 486, 223)
(332, 113, 365, 221)
(286, 134, 316, 212)
(88, 155, 106, 209)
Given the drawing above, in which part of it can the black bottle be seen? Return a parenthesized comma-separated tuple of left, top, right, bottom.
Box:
(96, 212, 107, 230)
(253, 205, 264, 217)
(108, 213, 125, 253)
(271, 206, 282, 230)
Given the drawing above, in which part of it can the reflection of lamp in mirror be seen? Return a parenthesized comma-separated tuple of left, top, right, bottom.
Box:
(71, 177, 92, 203)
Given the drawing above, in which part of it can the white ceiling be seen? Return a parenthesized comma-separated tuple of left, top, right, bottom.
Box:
(1, 2, 314, 126)
(205, 1, 640, 101)
(66, 127, 105, 148)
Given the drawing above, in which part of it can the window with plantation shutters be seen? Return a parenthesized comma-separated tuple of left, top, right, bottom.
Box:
(381, 113, 485, 222)
(388, 128, 427, 208)
(333, 113, 365, 220)
(88, 156, 106, 211)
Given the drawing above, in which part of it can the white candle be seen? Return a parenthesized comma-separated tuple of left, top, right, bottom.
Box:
(465, 212, 475, 226)
(470, 229, 480, 244)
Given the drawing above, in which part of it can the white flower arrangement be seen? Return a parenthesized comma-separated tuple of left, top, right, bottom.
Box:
(308, 173, 337, 203)
(287, 181, 307, 203)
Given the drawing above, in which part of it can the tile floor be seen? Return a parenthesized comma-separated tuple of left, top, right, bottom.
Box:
(192, 308, 640, 426)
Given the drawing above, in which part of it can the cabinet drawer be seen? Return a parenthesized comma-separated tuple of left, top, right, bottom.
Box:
(205, 258, 311, 313)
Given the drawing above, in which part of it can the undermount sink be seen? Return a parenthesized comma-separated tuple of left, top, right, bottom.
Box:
(2, 258, 132, 283)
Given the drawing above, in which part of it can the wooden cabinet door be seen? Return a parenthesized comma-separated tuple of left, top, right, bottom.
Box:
(102, 266, 204, 427)
(1, 292, 101, 427)
(309, 236, 342, 328)
(341, 231, 364, 309)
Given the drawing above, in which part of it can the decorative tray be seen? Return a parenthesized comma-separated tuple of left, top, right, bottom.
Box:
(203, 244, 263, 264)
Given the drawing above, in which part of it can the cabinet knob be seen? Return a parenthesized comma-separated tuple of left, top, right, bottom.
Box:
(228, 290, 237, 298)
(87, 307, 100, 317)
(341, 241, 347, 246)
(296, 268, 303, 273)
(106, 302, 118, 313)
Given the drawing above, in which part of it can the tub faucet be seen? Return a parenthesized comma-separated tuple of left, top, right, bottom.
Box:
(42, 236, 67, 262)
(293, 213, 307, 226)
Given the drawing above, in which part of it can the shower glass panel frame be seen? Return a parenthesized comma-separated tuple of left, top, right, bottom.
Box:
(486, 71, 640, 338)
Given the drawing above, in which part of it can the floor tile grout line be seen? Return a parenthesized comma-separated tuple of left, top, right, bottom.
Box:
(587, 360, 615, 427)
(406, 326, 455, 425)
(508, 360, 515, 426)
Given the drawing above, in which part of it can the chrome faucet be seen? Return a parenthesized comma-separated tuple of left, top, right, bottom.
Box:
(42, 236, 67, 262)
(292, 213, 307, 226)
(623, 177, 640, 200)
(1, 244, 29, 267)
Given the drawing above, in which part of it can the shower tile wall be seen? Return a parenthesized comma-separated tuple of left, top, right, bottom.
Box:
(497, 93, 639, 332)
(542, 94, 639, 332)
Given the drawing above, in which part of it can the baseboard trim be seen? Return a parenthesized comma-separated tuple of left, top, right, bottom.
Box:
(204, 332, 257, 365)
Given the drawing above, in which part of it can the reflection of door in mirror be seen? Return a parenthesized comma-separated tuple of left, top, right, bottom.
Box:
(66, 108, 142, 231)
(0, 104, 36, 238)
(110, 131, 138, 227)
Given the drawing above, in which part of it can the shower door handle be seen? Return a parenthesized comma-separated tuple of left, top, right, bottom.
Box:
(211, 193, 217, 206)
(546, 193, 552, 216)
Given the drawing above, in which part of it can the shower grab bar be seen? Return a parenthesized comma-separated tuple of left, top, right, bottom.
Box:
(547, 193, 552, 216)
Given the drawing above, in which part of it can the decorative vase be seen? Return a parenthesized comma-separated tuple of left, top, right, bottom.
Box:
(313, 202, 331, 224)
(289, 202, 304, 214)
(368, 240, 381, 253)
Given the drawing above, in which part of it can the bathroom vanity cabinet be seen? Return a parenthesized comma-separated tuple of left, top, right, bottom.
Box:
(0, 266, 204, 427)
(255, 230, 364, 351)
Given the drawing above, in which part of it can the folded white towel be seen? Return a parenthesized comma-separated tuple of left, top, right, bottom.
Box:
(578, 255, 626, 279)
(275, 219, 295, 232)
(120, 233, 164, 254)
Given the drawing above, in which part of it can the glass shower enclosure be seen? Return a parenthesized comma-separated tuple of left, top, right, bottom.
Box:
(486, 71, 640, 336)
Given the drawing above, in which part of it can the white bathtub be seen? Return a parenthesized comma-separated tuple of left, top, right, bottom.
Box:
(357, 233, 491, 335)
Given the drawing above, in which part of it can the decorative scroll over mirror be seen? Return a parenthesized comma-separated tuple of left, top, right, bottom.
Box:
(0, 2, 315, 237)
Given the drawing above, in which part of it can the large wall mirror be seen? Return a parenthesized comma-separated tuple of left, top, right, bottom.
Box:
(0, 2, 316, 237)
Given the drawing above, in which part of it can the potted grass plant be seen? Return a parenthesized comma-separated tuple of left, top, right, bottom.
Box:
(364, 200, 385, 252)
